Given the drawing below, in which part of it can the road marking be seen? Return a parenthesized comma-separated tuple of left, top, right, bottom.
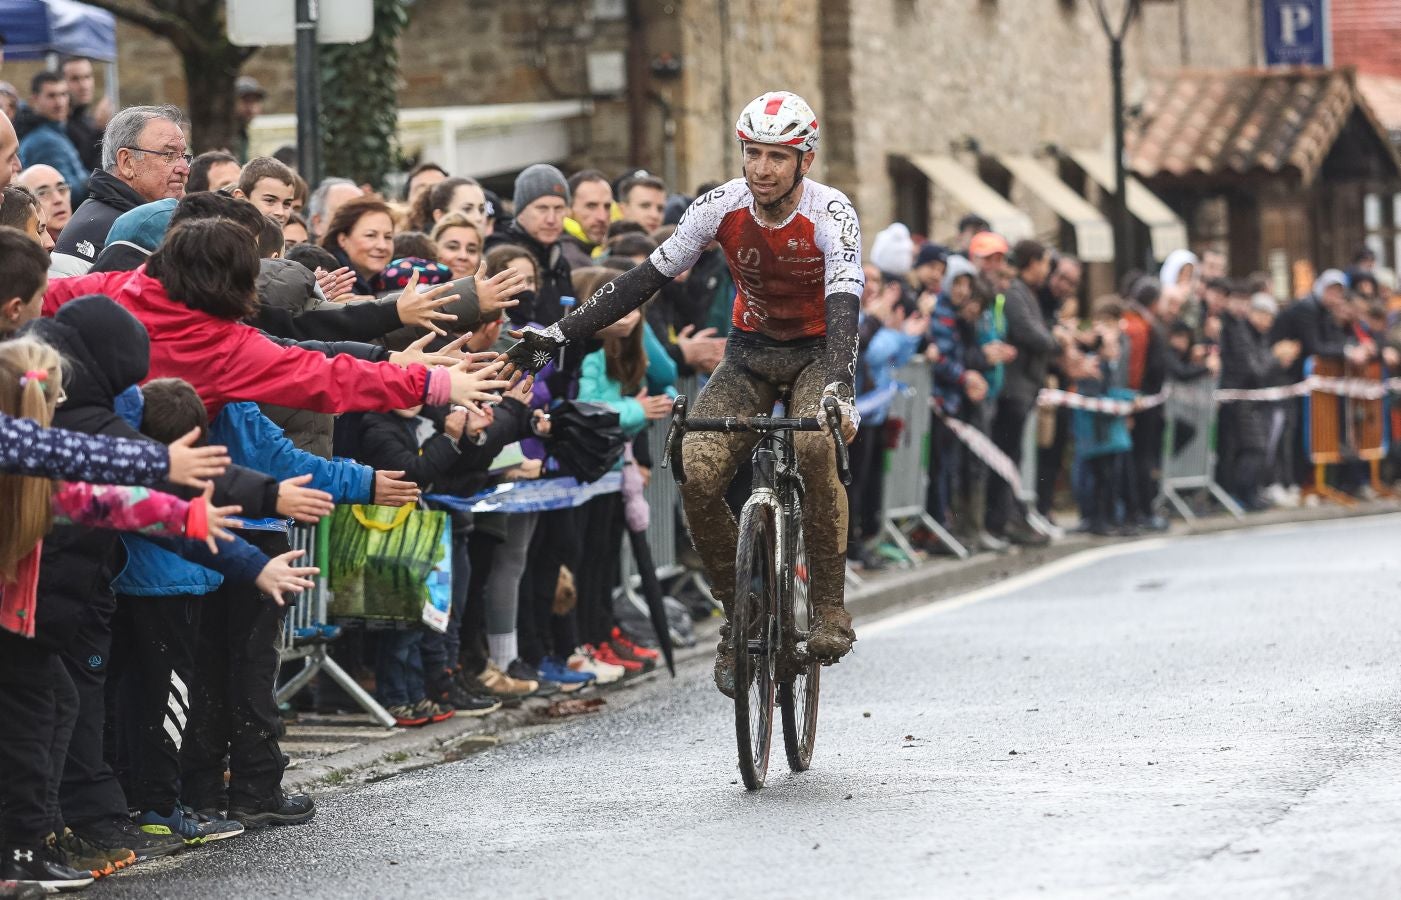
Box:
(863, 513, 1401, 639)
(861, 538, 1171, 638)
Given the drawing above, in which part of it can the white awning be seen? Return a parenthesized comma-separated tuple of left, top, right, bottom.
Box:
(996, 154, 1114, 262)
(908, 155, 1033, 242)
(1068, 150, 1188, 261)
(250, 100, 592, 179)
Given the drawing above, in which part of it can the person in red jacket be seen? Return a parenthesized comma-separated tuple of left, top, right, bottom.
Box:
(43, 218, 510, 417)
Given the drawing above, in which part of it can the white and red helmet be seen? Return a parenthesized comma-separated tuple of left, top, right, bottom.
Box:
(735, 91, 820, 154)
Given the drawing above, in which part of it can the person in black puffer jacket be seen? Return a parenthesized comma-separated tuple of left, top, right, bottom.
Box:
(16, 294, 282, 859)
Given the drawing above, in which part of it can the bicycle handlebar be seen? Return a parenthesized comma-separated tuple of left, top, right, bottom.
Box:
(662, 394, 852, 486)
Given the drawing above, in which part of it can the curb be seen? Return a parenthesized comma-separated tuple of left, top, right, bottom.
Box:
(282, 498, 1400, 795)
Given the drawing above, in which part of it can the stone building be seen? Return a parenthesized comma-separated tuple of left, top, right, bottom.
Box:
(104, 0, 1378, 280)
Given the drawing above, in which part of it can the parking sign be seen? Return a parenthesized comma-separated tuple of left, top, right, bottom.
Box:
(1263, 0, 1331, 66)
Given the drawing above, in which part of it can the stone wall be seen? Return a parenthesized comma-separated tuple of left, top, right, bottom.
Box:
(837, 0, 1258, 241)
(90, 0, 1255, 245)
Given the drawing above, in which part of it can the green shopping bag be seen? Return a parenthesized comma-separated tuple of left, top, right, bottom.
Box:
(327, 504, 451, 630)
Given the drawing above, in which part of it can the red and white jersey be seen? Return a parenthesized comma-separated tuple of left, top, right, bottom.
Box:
(651, 178, 864, 341)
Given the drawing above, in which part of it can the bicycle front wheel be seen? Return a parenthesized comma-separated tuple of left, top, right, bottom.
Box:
(733, 500, 777, 790)
(779, 509, 820, 772)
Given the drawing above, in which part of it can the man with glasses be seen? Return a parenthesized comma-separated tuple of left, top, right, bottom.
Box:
(55, 105, 190, 267)
(18, 164, 73, 244)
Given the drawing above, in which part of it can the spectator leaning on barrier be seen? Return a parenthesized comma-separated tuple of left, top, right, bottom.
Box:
(18, 164, 72, 245)
(16, 71, 88, 205)
(54, 105, 190, 267)
(562, 168, 612, 269)
(985, 238, 1055, 545)
(1034, 254, 1082, 518)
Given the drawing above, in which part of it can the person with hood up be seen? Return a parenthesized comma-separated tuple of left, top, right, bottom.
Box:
(16, 296, 312, 864)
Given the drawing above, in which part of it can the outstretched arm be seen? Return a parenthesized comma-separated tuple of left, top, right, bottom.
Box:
(503, 260, 675, 372)
(505, 182, 733, 372)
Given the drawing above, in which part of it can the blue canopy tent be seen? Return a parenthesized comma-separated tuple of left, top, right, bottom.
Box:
(0, 0, 116, 60)
(0, 0, 118, 100)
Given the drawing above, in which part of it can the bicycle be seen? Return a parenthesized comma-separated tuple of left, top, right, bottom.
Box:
(663, 392, 851, 789)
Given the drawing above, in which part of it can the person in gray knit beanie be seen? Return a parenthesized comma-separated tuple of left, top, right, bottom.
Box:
(513, 164, 571, 215)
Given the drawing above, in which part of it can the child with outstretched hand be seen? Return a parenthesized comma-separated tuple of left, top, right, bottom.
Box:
(0, 339, 241, 894)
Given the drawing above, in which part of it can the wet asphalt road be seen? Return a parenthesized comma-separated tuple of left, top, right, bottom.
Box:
(97, 516, 1401, 899)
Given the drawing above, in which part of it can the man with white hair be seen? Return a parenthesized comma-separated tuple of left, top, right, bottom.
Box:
(305, 176, 360, 242)
(53, 104, 190, 265)
(18, 163, 72, 243)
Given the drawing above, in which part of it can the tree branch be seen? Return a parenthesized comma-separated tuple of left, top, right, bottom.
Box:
(81, 0, 180, 39)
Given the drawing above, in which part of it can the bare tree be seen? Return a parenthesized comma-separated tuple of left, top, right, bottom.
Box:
(83, 1, 256, 153)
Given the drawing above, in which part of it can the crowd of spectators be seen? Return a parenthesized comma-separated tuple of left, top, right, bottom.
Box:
(0, 59, 1398, 898)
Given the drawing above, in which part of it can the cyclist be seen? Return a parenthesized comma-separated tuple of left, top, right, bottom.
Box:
(506, 91, 864, 696)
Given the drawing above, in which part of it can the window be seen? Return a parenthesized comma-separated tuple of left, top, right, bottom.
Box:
(1362, 191, 1401, 269)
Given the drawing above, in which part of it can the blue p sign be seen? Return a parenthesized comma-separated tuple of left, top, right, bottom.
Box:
(1264, 0, 1330, 66)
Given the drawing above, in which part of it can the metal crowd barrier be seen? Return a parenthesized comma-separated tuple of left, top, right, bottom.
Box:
(1018, 412, 1058, 537)
(277, 520, 396, 728)
(1158, 376, 1243, 521)
(1306, 356, 1392, 505)
(618, 376, 718, 616)
(880, 363, 967, 562)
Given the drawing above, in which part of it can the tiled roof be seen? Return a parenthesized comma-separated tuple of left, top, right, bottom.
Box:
(1358, 73, 1401, 136)
(1129, 67, 1399, 185)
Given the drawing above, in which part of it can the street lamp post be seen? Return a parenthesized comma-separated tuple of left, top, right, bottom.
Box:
(1092, 0, 1141, 285)
(294, 0, 323, 185)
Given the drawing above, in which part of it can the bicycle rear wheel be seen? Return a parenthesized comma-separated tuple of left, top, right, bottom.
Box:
(779, 508, 820, 771)
(733, 500, 777, 790)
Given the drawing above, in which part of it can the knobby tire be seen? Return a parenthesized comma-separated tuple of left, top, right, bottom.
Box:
(733, 501, 777, 790)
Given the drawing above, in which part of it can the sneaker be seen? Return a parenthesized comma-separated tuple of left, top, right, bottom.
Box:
(227, 790, 316, 829)
(476, 661, 538, 699)
(411, 697, 456, 724)
(72, 815, 184, 860)
(506, 659, 564, 696)
(0, 878, 47, 900)
(137, 806, 244, 846)
(593, 642, 642, 674)
(0, 842, 92, 893)
(538, 656, 597, 689)
(444, 681, 502, 717)
(567, 646, 625, 685)
(183, 807, 246, 843)
(610, 627, 660, 662)
(386, 703, 430, 727)
(57, 828, 132, 877)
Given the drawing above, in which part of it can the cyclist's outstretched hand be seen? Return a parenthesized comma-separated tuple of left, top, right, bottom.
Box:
(502, 325, 565, 377)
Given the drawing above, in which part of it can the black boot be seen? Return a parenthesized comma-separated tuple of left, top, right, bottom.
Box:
(228, 789, 315, 829)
